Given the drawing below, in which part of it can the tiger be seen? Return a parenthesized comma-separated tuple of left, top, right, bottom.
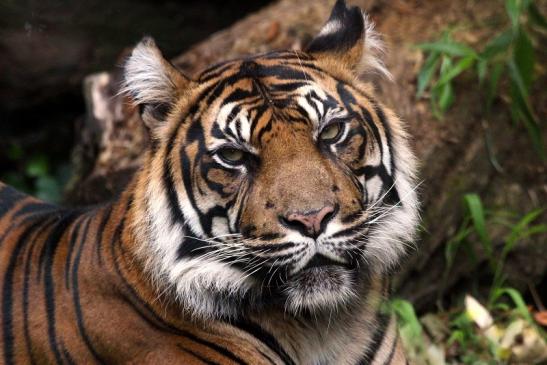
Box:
(0, 0, 419, 363)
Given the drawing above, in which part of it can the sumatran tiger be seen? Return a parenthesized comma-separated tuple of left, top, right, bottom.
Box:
(0, 1, 419, 363)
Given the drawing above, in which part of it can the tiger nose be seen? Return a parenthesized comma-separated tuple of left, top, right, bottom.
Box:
(281, 205, 336, 238)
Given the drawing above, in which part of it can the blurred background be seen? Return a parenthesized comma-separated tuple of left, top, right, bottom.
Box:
(1, 0, 546, 363)
(0, 0, 272, 201)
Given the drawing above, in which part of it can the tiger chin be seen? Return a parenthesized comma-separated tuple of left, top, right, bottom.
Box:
(0, 1, 418, 364)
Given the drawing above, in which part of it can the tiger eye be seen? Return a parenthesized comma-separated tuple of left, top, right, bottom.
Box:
(319, 123, 342, 142)
(218, 148, 244, 163)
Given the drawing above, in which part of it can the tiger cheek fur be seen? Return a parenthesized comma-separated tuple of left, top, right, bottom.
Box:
(0, 1, 417, 364)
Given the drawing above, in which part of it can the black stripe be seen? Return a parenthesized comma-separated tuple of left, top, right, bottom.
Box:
(247, 241, 296, 253)
(60, 341, 77, 365)
(0, 184, 25, 217)
(12, 202, 57, 219)
(177, 235, 210, 259)
(177, 345, 218, 365)
(358, 312, 391, 364)
(231, 320, 295, 365)
(71, 216, 105, 362)
(2, 219, 45, 365)
(198, 61, 234, 83)
(163, 148, 186, 225)
(95, 204, 113, 266)
(372, 102, 396, 177)
(257, 349, 277, 365)
(383, 332, 399, 365)
(22, 217, 56, 364)
(40, 211, 80, 364)
(0, 194, 59, 249)
(64, 215, 84, 289)
(181, 332, 248, 365)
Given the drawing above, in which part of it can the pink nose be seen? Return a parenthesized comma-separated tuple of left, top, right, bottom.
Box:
(284, 205, 335, 238)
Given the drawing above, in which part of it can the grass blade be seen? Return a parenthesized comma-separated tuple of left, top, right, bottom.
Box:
(514, 30, 535, 91)
(486, 62, 504, 111)
(508, 60, 545, 159)
(491, 287, 533, 322)
(417, 51, 441, 97)
(416, 41, 477, 58)
(464, 194, 492, 256)
(505, 0, 521, 30)
(481, 30, 513, 60)
(436, 55, 476, 87)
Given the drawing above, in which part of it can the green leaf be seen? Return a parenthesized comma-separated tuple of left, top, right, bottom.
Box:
(447, 330, 466, 347)
(513, 30, 535, 91)
(490, 287, 533, 322)
(477, 59, 487, 84)
(495, 209, 546, 286)
(436, 55, 475, 87)
(504, 208, 544, 250)
(508, 59, 531, 107)
(391, 299, 422, 338)
(492, 302, 511, 311)
(520, 110, 545, 159)
(481, 30, 513, 60)
(486, 62, 504, 111)
(528, 2, 547, 29)
(25, 155, 49, 178)
(438, 82, 454, 112)
(430, 55, 455, 117)
(416, 41, 478, 58)
(523, 224, 547, 236)
(464, 194, 492, 256)
(505, 0, 521, 30)
(508, 60, 545, 158)
(417, 51, 441, 97)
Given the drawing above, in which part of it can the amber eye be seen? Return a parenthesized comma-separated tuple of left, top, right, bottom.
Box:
(217, 147, 245, 164)
(319, 123, 342, 142)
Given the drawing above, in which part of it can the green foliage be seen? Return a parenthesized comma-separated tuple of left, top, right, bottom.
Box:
(443, 194, 546, 305)
(393, 291, 545, 364)
(390, 299, 427, 361)
(416, 0, 545, 159)
(1, 144, 70, 203)
(490, 287, 533, 323)
(448, 312, 483, 358)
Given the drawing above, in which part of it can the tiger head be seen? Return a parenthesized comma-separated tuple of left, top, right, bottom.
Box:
(124, 0, 419, 319)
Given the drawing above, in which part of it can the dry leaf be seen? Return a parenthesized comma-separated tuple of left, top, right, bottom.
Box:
(534, 311, 547, 326)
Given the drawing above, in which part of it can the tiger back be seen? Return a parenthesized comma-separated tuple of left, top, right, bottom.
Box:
(0, 1, 418, 364)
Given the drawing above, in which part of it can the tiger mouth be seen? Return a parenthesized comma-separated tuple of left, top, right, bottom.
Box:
(301, 254, 345, 270)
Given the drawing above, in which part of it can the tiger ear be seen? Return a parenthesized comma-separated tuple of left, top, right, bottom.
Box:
(123, 37, 190, 129)
(306, 0, 390, 78)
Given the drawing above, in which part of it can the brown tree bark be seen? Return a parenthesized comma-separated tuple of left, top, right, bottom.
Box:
(66, 0, 547, 311)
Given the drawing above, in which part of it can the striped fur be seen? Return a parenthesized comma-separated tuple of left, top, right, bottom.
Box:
(0, 1, 418, 363)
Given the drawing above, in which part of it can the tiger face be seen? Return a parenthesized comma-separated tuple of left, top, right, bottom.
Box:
(125, 0, 418, 319)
